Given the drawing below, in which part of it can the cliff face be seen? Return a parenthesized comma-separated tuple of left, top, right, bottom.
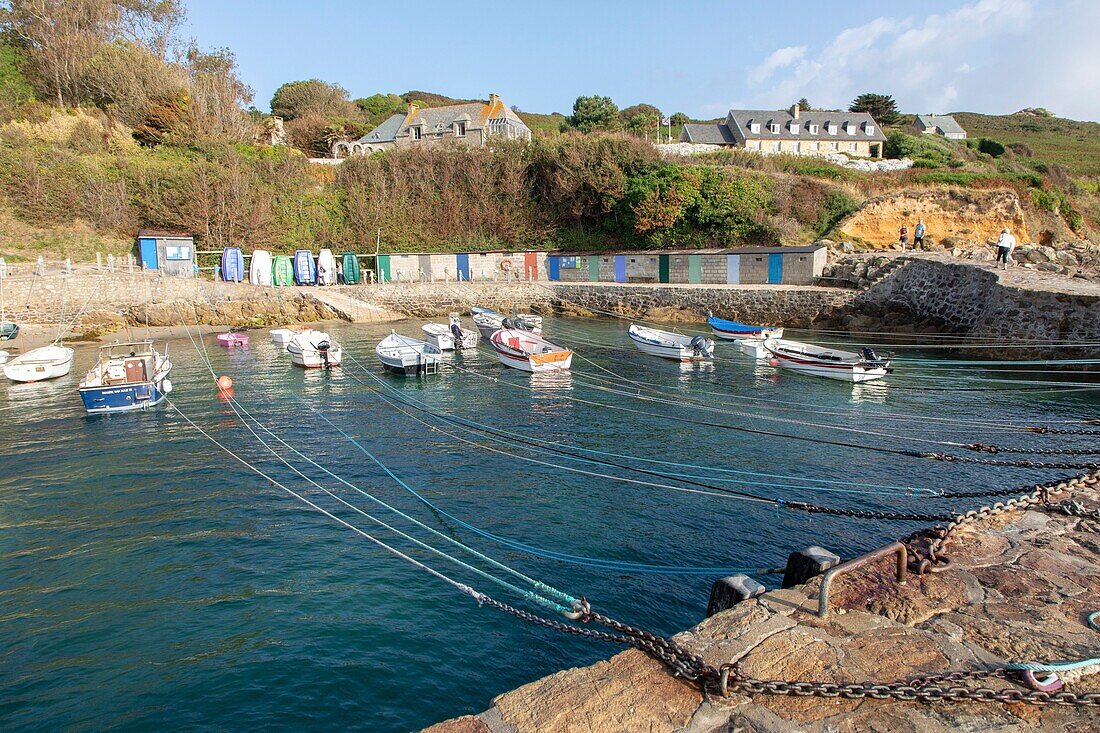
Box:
(837, 188, 1030, 248)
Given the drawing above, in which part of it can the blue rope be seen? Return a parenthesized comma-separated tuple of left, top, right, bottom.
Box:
(1002, 611, 1100, 673)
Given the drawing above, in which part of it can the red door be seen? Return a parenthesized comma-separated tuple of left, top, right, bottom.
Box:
(524, 252, 538, 280)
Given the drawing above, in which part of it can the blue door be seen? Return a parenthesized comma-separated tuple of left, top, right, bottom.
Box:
(768, 253, 783, 284)
(456, 253, 470, 281)
(548, 256, 560, 281)
(614, 255, 627, 283)
(139, 238, 158, 270)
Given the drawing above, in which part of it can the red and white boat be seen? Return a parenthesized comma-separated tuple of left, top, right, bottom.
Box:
(763, 338, 891, 383)
(490, 329, 573, 373)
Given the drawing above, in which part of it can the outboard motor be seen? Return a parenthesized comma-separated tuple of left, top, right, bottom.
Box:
(501, 317, 515, 330)
(513, 318, 530, 331)
(317, 340, 331, 368)
(690, 335, 713, 358)
(861, 346, 886, 366)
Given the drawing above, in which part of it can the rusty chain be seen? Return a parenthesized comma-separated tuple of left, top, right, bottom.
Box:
(965, 442, 1100, 456)
(1026, 426, 1100, 436)
(917, 452, 1100, 470)
(781, 500, 954, 522)
(1042, 499, 1100, 520)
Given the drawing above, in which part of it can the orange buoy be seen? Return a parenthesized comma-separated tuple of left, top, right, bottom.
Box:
(217, 375, 233, 391)
(768, 358, 780, 368)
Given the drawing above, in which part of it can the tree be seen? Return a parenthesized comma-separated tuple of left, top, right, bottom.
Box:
(270, 78, 355, 121)
(669, 112, 689, 126)
(796, 97, 811, 111)
(82, 40, 186, 125)
(115, 0, 186, 60)
(619, 103, 661, 124)
(184, 44, 252, 141)
(355, 92, 403, 118)
(849, 93, 899, 124)
(570, 95, 619, 133)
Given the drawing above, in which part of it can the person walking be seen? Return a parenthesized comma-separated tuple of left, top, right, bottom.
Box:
(914, 219, 926, 249)
(898, 224, 909, 250)
(995, 228, 1017, 270)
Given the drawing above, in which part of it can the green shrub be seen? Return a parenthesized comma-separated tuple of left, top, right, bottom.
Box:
(978, 138, 1006, 157)
(1060, 199, 1083, 232)
(1031, 188, 1059, 212)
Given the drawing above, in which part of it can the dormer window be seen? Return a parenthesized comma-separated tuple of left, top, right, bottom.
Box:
(845, 122, 855, 135)
(749, 122, 760, 134)
(827, 124, 838, 135)
(865, 124, 875, 135)
(455, 121, 466, 137)
(808, 123, 819, 134)
(411, 126, 422, 140)
(769, 123, 780, 134)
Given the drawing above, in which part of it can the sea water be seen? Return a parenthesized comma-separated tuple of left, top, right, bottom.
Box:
(2, 318, 1096, 731)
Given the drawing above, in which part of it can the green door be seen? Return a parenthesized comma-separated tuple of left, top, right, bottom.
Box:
(658, 254, 670, 283)
(377, 254, 391, 283)
(688, 254, 702, 284)
(588, 255, 600, 282)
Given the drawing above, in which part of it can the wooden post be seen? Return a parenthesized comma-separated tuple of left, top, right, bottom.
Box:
(96, 252, 102, 271)
(782, 546, 841, 589)
(706, 574, 765, 617)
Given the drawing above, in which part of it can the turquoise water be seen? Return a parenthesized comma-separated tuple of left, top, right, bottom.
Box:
(2, 318, 1097, 731)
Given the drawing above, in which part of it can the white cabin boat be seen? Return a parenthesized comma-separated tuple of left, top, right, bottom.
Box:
(628, 324, 714, 362)
(763, 338, 891, 383)
(490, 329, 573, 372)
(376, 332, 442, 376)
(78, 340, 172, 413)
(287, 329, 342, 368)
(3, 344, 75, 382)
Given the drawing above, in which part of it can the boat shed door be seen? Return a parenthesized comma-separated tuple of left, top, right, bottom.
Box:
(614, 255, 627, 283)
(658, 255, 670, 283)
(456, 253, 470, 281)
(139, 238, 158, 270)
(547, 256, 560, 281)
(768, 253, 783, 284)
(524, 252, 539, 280)
(726, 255, 740, 284)
(377, 254, 391, 283)
(688, 255, 702, 284)
(588, 255, 600, 282)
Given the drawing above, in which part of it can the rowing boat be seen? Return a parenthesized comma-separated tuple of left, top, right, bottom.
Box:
(628, 324, 714, 361)
(490, 329, 572, 372)
(707, 316, 783, 341)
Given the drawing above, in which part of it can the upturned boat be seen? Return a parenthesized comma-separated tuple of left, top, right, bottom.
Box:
(78, 340, 172, 413)
(376, 332, 442, 376)
(707, 316, 783, 341)
(4, 344, 75, 383)
(249, 249, 273, 286)
(490, 329, 573, 372)
(628, 324, 714, 362)
(287, 329, 341, 368)
(317, 248, 338, 286)
(763, 338, 891, 383)
(217, 331, 249, 347)
(423, 314, 479, 351)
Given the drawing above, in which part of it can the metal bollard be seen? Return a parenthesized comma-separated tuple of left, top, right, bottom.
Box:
(706, 574, 766, 617)
(782, 546, 841, 589)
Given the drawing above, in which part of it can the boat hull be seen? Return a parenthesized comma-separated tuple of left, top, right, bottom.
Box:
(627, 324, 713, 362)
(217, 332, 249, 347)
(490, 329, 573, 373)
(492, 347, 574, 372)
(3, 346, 74, 382)
(734, 338, 769, 359)
(79, 381, 169, 413)
(375, 334, 441, 376)
(764, 340, 889, 383)
(287, 344, 342, 368)
(628, 332, 702, 361)
(422, 327, 455, 351)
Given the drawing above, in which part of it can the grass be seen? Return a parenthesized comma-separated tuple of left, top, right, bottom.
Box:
(953, 112, 1100, 176)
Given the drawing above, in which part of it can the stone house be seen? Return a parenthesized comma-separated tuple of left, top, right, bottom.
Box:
(680, 105, 886, 158)
(548, 246, 826, 286)
(332, 94, 531, 157)
(914, 114, 967, 140)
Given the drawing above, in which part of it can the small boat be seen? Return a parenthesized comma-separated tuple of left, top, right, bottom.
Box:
(763, 338, 891, 383)
(490, 329, 573, 372)
(221, 247, 245, 282)
(272, 255, 294, 286)
(376, 332, 442, 376)
(0, 321, 18, 340)
(734, 338, 769, 359)
(473, 311, 542, 340)
(293, 250, 316, 285)
(707, 316, 783, 341)
(217, 331, 249, 347)
(628, 324, 714, 362)
(317, 248, 338, 286)
(287, 329, 342, 368)
(249, 249, 273, 286)
(3, 344, 75, 382)
(269, 326, 308, 346)
(341, 252, 361, 284)
(423, 313, 479, 351)
(78, 340, 173, 413)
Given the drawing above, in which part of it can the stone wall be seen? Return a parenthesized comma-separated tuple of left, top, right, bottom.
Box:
(345, 281, 555, 319)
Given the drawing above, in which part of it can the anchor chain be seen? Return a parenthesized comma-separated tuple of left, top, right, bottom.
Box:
(1042, 500, 1100, 520)
(964, 443, 1100, 456)
(782, 500, 954, 522)
(1027, 426, 1100, 437)
(917, 452, 1100, 470)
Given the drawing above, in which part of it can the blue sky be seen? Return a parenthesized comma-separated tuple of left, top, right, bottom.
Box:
(185, 0, 1100, 121)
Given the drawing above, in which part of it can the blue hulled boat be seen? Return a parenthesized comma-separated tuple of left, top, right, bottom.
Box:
(706, 316, 783, 341)
(78, 340, 173, 414)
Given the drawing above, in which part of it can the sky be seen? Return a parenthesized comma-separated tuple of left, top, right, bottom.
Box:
(184, 0, 1100, 121)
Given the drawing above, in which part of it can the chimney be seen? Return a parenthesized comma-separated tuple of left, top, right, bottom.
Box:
(489, 93, 500, 106)
(791, 103, 800, 119)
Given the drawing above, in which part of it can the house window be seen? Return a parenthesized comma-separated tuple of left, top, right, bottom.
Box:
(808, 124, 818, 134)
(865, 125, 875, 135)
(771, 141, 781, 152)
(792, 142, 801, 153)
(411, 126, 422, 140)
(848, 142, 858, 152)
(769, 123, 780, 134)
(749, 122, 760, 134)
(808, 141, 819, 151)
(845, 123, 855, 135)
(828, 124, 838, 135)
(748, 141, 761, 150)
(829, 142, 839, 151)
(789, 122, 799, 134)
(456, 121, 466, 137)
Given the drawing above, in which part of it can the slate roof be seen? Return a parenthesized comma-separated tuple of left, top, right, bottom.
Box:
(680, 123, 737, 144)
(358, 96, 531, 144)
(358, 113, 405, 144)
(917, 114, 966, 136)
(725, 110, 887, 142)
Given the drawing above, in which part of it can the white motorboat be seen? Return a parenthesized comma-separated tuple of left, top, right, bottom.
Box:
(3, 344, 75, 382)
(270, 326, 307, 346)
(490, 329, 573, 372)
(376, 331, 442, 376)
(287, 329, 342, 368)
(423, 314, 479, 351)
(763, 338, 891, 383)
(628, 324, 714, 362)
(78, 340, 172, 413)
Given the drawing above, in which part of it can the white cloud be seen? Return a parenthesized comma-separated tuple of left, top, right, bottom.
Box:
(727, 0, 1100, 121)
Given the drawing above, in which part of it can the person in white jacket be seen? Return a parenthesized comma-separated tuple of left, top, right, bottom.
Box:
(995, 228, 1017, 270)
